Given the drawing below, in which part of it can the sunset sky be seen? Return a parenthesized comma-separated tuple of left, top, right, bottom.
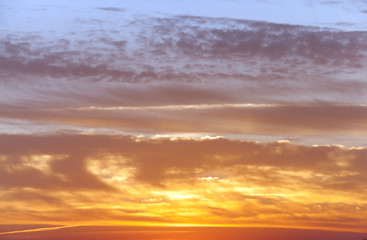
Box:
(1, 0, 367, 239)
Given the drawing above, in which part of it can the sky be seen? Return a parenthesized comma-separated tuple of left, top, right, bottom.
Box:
(1, 0, 367, 239)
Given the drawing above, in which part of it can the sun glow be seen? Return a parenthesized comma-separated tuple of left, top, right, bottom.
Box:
(2, 1, 367, 239)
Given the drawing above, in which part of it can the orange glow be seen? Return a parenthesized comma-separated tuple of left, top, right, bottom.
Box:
(1, 1, 367, 239)
(1, 135, 367, 235)
(0, 225, 366, 240)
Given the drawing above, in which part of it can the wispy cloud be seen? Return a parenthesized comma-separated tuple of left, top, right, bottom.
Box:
(0, 225, 79, 236)
(97, 7, 126, 12)
(0, 103, 366, 142)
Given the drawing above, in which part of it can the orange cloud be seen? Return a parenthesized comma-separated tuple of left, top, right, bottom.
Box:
(1, 134, 366, 232)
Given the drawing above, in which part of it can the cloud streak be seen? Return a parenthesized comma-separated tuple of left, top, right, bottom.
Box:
(0, 103, 366, 144)
(0, 225, 79, 236)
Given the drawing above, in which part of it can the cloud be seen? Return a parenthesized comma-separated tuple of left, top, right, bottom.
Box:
(0, 189, 68, 207)
(0, 136, 115, 191)
(97, 7, 126, 12)
(148, 16, 367, 63)
(0, 103, 366, 139)
(2, 14, 367, 142)
(320, 1, 344, 5)
(1, 6, 367, 232)
(2, 15, 367, 82)
(0, 134, 366, 190)
(1, 134, 367, 229)
(2, 14, 367, 139)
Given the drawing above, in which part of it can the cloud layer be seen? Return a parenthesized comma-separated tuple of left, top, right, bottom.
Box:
(1, 2, 367, 234)
(1, 12, 367, 144)
(1, 134, 366, 231)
